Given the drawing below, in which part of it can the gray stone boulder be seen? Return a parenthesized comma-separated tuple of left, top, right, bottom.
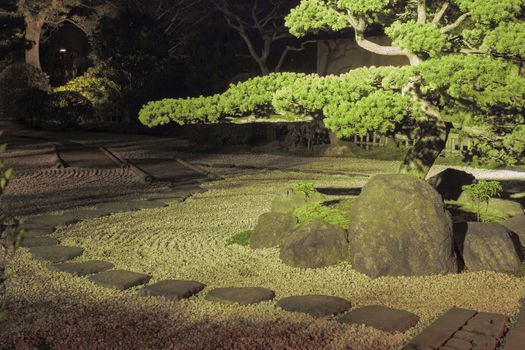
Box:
(427, 168, 475, 201)
(456, 222, 522, 272)
(348, 174, 457, 277)
(250, 212, 297, 249)
(503, 214, 525, 247)
(279, 220, 349, 268)
(271, 188, 326, 214)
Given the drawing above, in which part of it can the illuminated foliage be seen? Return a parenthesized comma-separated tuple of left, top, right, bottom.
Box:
(141, 0, 525, 176)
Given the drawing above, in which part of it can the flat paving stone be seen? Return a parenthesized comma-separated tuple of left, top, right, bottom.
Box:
(276, 295, 351, 318)
(206, 287, 275, 305)
(21, 214, 80, 229)
(51, 260, 115, 276)
(28, 245, 84, 263)
(94, 201, 165, 213)
(139, 280, 205, 300)
(337, 305, 420, 333)
(88, 269, 151, 290)
(20, 236, 59, 248)
(22, 228, 55, 237)
(403, 308, 477, 349)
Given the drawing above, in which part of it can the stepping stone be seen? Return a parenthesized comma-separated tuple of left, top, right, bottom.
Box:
(276, 295, 351, 318)
(88, 269, 151, 290)
(403, 307, 477, 350)
(206, 287, 275, 305)
(22, 228, 55, 237)
(22, 214, 80, 229)
(50, 260, 115, 277)
(337, 305, 420, 333)
(28, 245, 84, 263)
(20, 236, 59, 248)
(94, 201, 165, 213)
(139, 280, 205, 300)
(62, 209, 111, 221)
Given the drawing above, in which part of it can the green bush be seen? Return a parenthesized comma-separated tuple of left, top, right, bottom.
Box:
(0, 63, 50, 121)
(293, 181, 316, 198)
(462, 180, 503, 221)
(55, 64, 120, 122)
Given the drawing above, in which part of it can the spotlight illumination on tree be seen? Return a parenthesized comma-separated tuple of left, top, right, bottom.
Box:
(140, 0, 525, 178)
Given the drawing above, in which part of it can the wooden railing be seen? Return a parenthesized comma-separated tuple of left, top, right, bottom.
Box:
(347, 132, 473, 154)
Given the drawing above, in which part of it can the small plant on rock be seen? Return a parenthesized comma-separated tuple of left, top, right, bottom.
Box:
(293, 181, 316, 198)
(462, 180, 503, 222)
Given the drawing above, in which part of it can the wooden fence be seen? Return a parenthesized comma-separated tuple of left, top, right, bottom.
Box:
(347, 132, 473, 154)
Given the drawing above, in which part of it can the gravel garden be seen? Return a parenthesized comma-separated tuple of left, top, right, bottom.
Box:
(2, 157, 525, 349)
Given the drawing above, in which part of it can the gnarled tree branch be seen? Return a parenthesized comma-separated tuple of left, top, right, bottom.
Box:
(441, 12, 470, 33)
(275, 40, 316, 72)
(432, 1, 449, 24)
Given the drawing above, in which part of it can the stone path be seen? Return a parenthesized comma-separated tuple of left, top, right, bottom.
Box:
(337, 305, 420, 333)
(276, 295, 352, 318)
(404, 307, 510, 350)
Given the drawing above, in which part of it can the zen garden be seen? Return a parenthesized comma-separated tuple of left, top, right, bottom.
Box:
(1, 0, 525, 349)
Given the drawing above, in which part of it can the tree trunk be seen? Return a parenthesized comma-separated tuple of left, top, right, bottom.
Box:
(399, 121, 451, 179)
(24, 16, 43, 70)
(257, 61, 270, 75)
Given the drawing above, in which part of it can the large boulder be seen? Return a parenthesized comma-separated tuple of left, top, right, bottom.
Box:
(427, 168, 475, 201)
(280, 220, 349, 268)
(250, 212, 297, 249)
(271, 188, 326, 213)
(455, 222, 523, 272)
(503, 215, 525, 248)
(348, 174, 457, 277)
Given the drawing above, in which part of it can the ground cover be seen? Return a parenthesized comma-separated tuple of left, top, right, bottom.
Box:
(3, 164, 525, 349)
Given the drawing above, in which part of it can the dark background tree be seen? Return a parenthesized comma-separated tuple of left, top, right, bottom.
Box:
(215, 0, 316, 75)
(0, 0, 28, 71)
(16, 0, 114, 70)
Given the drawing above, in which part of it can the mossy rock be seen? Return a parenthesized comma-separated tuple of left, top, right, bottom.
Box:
(348, 174, 457, 277)
(270, 188, 326, 214)
(279, 220, 349, 268)
(250, 212, 296, 249)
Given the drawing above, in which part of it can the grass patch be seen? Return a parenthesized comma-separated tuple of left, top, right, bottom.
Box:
(226, 230, 253, 246)
(293, 202, 349, 229)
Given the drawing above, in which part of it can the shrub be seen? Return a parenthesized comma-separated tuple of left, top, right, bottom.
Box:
(55, 64, 120, 122)
(0, 63, 50, 121)
(462, 180, 503, 221)
(293, 181, 316, 198)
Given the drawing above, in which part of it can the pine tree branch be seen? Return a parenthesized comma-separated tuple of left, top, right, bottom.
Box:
(432, 2, 449, 24)
(441, 12, 470, 33)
